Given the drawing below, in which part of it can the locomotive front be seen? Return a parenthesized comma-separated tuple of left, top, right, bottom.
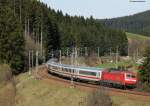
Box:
(124, 72, 137, 86)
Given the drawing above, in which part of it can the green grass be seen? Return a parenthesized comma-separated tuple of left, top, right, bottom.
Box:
(98, 61, 131, 68)
(126, 32, 150, 41)
(98, 60, 140, 73)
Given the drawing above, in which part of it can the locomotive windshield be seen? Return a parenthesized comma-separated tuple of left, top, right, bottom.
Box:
(126, 74, 135, 78)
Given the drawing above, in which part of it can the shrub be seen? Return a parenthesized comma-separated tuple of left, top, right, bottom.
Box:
(85, 88, 112, 106)
(139, 47, 150, 91)
(0, 64, 12, 84)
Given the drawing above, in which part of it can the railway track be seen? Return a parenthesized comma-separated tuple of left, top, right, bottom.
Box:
(36, 66, 150, 97)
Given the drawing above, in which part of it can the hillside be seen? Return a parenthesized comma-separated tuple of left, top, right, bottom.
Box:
(0, 0, 129, 74)
(13, 71, 150, 106)
(99, 10, 150, 36)
(126, 32, 150, 57)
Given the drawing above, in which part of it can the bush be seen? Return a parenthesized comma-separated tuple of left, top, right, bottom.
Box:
(0, 64, 12, 84)
(85, 88, 112, 106)
(0, 64, 16, 106)
(139, 47, 150, 90)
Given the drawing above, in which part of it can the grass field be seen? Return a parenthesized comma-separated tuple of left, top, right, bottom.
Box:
(126, 32, 150, 41)
(15, 73, 87, 106)
(110, 94, 150, 106)
(98, 61, 131, 68)
(98, 60, 139, 72)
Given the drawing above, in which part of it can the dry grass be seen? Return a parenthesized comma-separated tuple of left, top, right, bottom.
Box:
(0, 64, 16, 106)
(15, 72, 150, 106)
(127, 32, 150, 56)
(15, 73, 88, 106)
(0, 83, 16, 106)
(111, 94, 150, 106)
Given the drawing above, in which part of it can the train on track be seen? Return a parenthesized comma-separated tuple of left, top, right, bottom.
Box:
(46, 59, 137, 88)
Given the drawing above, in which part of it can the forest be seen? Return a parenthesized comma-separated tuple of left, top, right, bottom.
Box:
(99, 10, 150, 36)
(0, 0, 128, 74)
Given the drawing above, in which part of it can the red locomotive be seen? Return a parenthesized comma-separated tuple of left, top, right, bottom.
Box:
(101, 68, 137, 88)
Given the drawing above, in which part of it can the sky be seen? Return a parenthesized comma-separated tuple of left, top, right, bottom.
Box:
(41, 0, 150, 19)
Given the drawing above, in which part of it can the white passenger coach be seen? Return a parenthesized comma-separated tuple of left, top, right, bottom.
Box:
(46, 59, 104, 82)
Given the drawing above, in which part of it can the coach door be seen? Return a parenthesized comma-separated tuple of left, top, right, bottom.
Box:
(97, 72, 102, 79)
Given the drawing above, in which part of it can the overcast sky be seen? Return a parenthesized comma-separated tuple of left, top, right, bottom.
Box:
(41, 0, 150, 19)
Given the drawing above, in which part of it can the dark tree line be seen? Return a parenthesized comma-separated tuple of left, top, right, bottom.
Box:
(52, 13, 128, 56)
(0, 0, 128, 74)
(99, 10, 150, 37)
(0, 0, 25, 74)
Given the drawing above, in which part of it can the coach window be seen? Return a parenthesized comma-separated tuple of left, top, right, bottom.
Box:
(66, 68, 70, 72)
(64, 68, 66, 71)
(79, 71, 96, 76)
(68, 69, 71, 73)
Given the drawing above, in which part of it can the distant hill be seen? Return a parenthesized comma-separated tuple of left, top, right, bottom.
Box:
(126, 32, 150, 56)
(99, 10, 150, 37)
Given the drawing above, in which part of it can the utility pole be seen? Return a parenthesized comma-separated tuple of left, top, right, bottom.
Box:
(85, 47, 88, 57)
(75, 47, 78, 80)
(128, 45, 130, 57)
(137, 48, 139, 59)
(71, 48, 74, 87)
(110, 47, 112, 57)
(116, 46, 119, 68)
(98, 47, 100, 57)
(31, 50, 34, 74)
(110, 47, 112, 63)
(75, 47, 78, 66)
(59, 50, 62, 64)
(59, 50, 62, 71)
(67, 48, 69, 58)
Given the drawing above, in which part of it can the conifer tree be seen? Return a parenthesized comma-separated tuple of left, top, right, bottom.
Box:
(139, 47, 150, 88)
(0, 0, 25, 74)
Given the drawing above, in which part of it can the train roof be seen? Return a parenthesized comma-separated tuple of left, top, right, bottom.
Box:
(103, 68, 135, 74)
(47, 61, 103, 72)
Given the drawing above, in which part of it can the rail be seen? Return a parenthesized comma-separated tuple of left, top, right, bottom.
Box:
(37, 65, 150, 97)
